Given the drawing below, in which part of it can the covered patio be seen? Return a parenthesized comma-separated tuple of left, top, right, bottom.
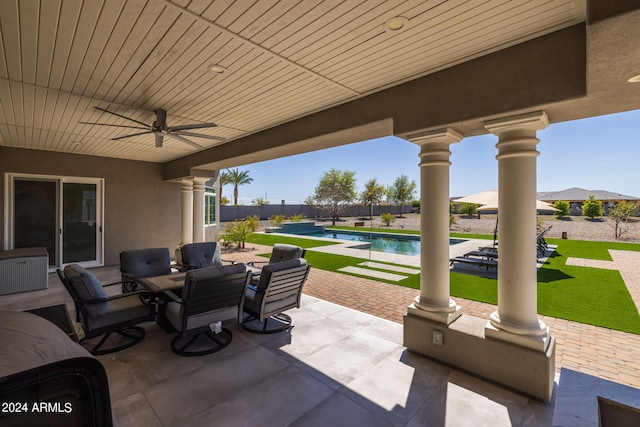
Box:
(2, 0, 640, 423)
(2, 247, 640, 425)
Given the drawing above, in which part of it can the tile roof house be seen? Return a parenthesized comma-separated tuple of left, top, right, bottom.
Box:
(538, 187, 640, 214)
(538, 187, 640, 202)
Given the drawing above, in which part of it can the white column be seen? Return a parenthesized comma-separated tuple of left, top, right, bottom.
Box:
(192, 177, 207, 243)
(407, 128, 462, 324)
(181, 179, 193, 245)
(484, 111, 551, 351)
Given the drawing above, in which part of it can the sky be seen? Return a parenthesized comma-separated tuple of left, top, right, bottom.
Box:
(221, 109, 640, 205)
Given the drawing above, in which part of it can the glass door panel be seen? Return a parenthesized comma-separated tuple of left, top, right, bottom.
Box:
(62, 182, 98, 264)
(13, 179, 59, 266)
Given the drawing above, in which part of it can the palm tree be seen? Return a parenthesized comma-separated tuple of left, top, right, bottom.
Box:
(224, 168, 253, 205)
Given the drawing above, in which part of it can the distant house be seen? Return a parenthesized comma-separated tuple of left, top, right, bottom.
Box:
(537, 187, 640, 215)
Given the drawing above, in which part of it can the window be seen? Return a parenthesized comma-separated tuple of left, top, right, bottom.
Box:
(205, 188, 216, 225)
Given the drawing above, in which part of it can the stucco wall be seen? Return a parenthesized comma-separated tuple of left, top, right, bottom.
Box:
(0, 147, 182, 265)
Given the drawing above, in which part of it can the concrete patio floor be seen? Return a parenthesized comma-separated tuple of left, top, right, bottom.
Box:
(2, 246, 640, 425)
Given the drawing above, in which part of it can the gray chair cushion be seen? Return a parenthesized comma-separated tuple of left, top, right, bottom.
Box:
(180, 242, 222, 270)
(120, 248, 172, 279)
(269, 244, 304, 263)
(166, 303, 238, 332)
(64, 264, 108, 318)
(89, 295, 154, 330)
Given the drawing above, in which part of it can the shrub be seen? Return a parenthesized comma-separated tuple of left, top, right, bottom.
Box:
(269, 214, 285, 226)
(222, 216, 259, 249)
(380, 212, 396, 226)
(450, 215, 457, 228)
(288, 213, 306, 222)
(553, 200, 570, 218)
(582, 195, 603, 219)
(411, 200, 420, 208)
(459, 202, 478, 217)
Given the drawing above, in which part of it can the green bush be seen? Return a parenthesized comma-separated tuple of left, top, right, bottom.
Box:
(553, 200, 570, 218)
(459, 202, 478, 217)
(380, 213, 396, 226)
(269, 214, 285, 226)
(288, 213, 307, 222)
(222, 216, 259, 249)
(582, 195, 603, 219)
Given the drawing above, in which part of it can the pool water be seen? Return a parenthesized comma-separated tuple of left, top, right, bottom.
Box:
(304, 230, 466, 256)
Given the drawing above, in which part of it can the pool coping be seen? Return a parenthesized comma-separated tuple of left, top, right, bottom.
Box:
(259, 231, 488, 268)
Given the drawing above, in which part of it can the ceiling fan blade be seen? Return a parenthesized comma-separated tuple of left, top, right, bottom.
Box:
(110, 130, 153, 141)
(172, 130, 225, 141)
(94, 107, 150, 128)
(166, 133, 202, 148)
(79, 122, 149, 130)
(168, 123, 217, 132)
(154, 132, 164, 148)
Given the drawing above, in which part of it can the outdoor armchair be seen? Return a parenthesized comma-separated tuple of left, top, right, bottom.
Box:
(243, 258, 310, 334)
(179, 241, 236, 271)
(57, 264, 155, 355)
(120, 247, 173, 292)
(164, 263, 251, 356)
(248, 243, 306, 283)
(248, 243, 305, 266)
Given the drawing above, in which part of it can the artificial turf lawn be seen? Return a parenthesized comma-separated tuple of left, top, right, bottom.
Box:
(245, 232, 640, 334)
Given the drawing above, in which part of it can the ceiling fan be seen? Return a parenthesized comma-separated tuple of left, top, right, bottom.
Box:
(80, 107, 224, 148)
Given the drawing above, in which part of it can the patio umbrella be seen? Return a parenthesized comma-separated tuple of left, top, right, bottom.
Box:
(454, 189, 559, 212)
(454, 189, 559, 246)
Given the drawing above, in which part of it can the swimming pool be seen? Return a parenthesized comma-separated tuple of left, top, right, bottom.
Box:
(300, 230, 466, 256)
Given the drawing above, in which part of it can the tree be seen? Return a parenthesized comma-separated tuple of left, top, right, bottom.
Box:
(609, 201, 639, 239)
(360, 178, 386, 219)
(251, 196, 269, 206)
(388, 175, 416, 217)
(223, 168, 253, 205)
(305, 169, 357, 225)
(582, 195, 603, 219)
(459, 202, 478, 217)
(219, 170, 232, 203)
(553, 200, 570, 218)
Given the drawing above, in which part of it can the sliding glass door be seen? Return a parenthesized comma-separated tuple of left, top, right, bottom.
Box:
(13, 178, 59, 266)
(7, 174, 104, 269)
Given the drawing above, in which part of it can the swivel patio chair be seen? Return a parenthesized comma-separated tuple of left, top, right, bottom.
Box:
(57, 264, 155, 355)
(243, 258, 311, 334)
(179, 241, 235, 271)
(163, 263, 251, 356)
(120, 247, 173, 292)
(247, 243, 306, 283)
(249, 243, 306, 265)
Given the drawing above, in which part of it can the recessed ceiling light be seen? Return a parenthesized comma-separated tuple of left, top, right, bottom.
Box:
(208, 64, 227, 74)
(384, 16, 408, 33)
(628, 74, 640, 83)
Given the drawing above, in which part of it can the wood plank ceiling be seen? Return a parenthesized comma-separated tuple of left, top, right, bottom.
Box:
(0, 0, 585, 163)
